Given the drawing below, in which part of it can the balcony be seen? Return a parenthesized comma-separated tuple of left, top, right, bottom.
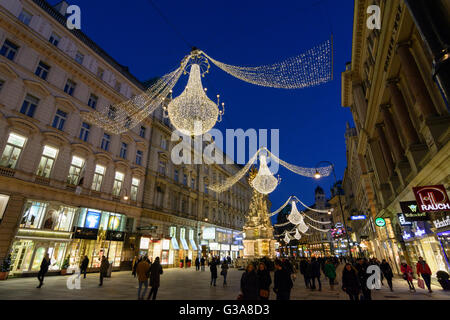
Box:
(0, 166, 15, 177)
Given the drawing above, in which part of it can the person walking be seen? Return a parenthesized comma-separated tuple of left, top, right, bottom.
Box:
(354, 258, 371, 300)
(99, 256, 109, 286)
(80, 255, 89, 279)
(201, 256, 205, 271)
(416, 257, 433, 293)
(210, 257, 218, 286)
(401, 262, 415, 292)
(221, 259, 229, 286)
(299, 258, 310, 288)
(257, 262, 272, 300)
(136, 256, 150, 300)
(380, 259, 394, 291)
(195, 257, 200, 271)
(131, 256, 138, 277)
(341, 263, 360, 300)
(240, 263, 258, 300)
(310, 257, 322, 291)
(36, 253, 51, 288)
(324, 259, 337, 290)
(273, 260, 293, 300)
(147, 257, 163, 300)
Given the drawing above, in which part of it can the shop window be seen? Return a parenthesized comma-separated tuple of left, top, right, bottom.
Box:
(131, 177, 140, 201)
(0, 132, 26, 169)
(91, 164, 106, 191)
(20, 201, 48, 229)
(36, 145, 58, 178)
(112, 171, 124, 196)
(42, 206, 76, 231)
(67, 156, 85, 185)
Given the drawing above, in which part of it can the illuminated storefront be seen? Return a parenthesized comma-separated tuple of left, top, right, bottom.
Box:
(433, 215, 450, 273)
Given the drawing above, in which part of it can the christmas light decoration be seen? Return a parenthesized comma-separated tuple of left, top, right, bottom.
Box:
(294, 228, 302, 240)
(270, 195, 334, 216)
(293, 196, 334, 214)
(203, 37, 333, 89)
(208, 147, 332, 194)
(284, 232, 291, 244)
(287, 201, 303, 225)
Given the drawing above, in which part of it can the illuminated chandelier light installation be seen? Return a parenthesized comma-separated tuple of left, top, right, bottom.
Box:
(208, 147, 332, 194)
(83, 38, 333, 134)
(203, 37, 333, 89)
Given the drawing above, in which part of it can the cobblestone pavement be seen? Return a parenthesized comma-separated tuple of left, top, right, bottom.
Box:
(0, 265, 449, 300)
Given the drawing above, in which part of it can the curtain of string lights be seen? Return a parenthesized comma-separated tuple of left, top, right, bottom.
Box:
(81, 38, 333, 134)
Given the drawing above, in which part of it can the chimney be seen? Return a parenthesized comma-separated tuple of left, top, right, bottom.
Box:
(53, 1, 70, 16)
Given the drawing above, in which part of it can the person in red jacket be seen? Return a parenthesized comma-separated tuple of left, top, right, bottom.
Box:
(416, 257, 433, 293)
(400, 262, 415, 292)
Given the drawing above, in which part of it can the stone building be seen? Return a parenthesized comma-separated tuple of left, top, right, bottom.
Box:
(342, 0, 450, 274)
(0, 0, 251, 276)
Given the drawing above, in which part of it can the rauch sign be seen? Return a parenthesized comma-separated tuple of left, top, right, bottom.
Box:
(413, 185, 450, 212)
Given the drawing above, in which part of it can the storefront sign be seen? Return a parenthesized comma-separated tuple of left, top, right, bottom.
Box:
(220, 244, 230, 251)
(350, 215, 367, 220)
(73, 227, 98, 239)
(140, 237, 150, 249)
(209, 242, 220, 250)
(413, 185, 450, 212)
(375, 218, 386, 227)
(202, 227, 216, 240)
(85, 210, 101, 229)
(106, 230, 125, 241)
(399, 201, 429, 221)
(433, 215, 450, 229)
(397, 213, 412, 226)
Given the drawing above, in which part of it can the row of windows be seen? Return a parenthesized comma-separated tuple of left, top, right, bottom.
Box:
(0, 133, 141, 201)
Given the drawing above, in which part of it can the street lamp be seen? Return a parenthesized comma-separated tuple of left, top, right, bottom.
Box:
(314, 161, 353, 259)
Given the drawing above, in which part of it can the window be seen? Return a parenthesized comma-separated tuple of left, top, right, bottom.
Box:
(75, 51, 84, 64)
(183, 174, 187, 186)
(158, 161, 166, 175)
(0, 133, 26, 169)
(160, 138, 167, 150)
(91, 164, 105, 191)
(119, 142, 127, 159)
(115, 81, 121, 92)
(112, 171, 124, 196)
(48, 33, 60, 46)
(135, 150, 143, 166)
(79, 122, 90, 142)
(64, 79, 76, 96)
(67, 156, 84, 185)
(131, 177, 140, 201)
(100, 133, 110, 151)
(174, 169, 179, 182)
(20, 94, 39, 118)
(97, 67, 104, 79)
(107, 105, 116, 120)
(42, 206, 76, 231)
(18, 10, 33, 25)
(191, 178, 195, 189)
(36, 145, 58, 178)
(35, 61, 50, 80)
(87, 94, 98, 109)
(139, 126, 146, 138)
(20, 201, 48, 229)
(0, 39, 19, 61)
(52, 109, 67, 130)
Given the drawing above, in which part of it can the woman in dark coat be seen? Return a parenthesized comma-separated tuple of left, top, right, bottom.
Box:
(257, 262, 272, 300)
(240, 263, 258, 300)
(147, 257, 163, 300)
(37, 253, 51, 288)
(341, 263, 360, 300)
(380, 259, 394, 291)
(80, 255, 89, 279)
(210, 258, 218, 286)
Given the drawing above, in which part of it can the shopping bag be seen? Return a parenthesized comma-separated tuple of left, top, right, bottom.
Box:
(417, 278, 425, 289)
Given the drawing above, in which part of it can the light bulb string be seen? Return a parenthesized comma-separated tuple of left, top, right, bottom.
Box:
(292, 195, 334, 214)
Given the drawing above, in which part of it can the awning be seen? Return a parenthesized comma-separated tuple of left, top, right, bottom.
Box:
(180, 238, 189, 250)
(189, 239, 198, 251)
(171, 237, 179, 250)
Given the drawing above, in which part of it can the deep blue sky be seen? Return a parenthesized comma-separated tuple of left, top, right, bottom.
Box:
(53, 0, 355, 212)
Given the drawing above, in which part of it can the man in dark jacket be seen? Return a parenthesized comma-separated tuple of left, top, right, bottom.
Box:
(200, 257, 206, 271)
(299, 258, 310, 288)
(99, 256, 109, 286)
(273, 260, 293, 300)
(240, 263, 258, 300)
(380, 259, 394, 291)
(210, 257, 218, 286)
(80, 255, 89, 279)
(37, 253, 51, 288)
(195, 257, 200, 271)
(354, 258, 371, 300)
(147, 257, 163, 300)
(309, 257, 322, 291)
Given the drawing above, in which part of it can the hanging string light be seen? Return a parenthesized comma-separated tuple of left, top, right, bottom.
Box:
(208, 147, 332, 194)
(202, 37, 333, 89)
(287, 201, 303, 225)
(294, 228, 302, 240)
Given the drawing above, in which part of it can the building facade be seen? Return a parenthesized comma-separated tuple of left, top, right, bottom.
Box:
(0, 0, 251, 276)
(342, 0, 450, 275)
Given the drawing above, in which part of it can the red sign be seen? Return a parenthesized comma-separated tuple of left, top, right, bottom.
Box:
(413, 185, 450, 212)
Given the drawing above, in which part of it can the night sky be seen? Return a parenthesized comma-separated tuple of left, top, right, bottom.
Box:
(52, 0, 355, 214)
